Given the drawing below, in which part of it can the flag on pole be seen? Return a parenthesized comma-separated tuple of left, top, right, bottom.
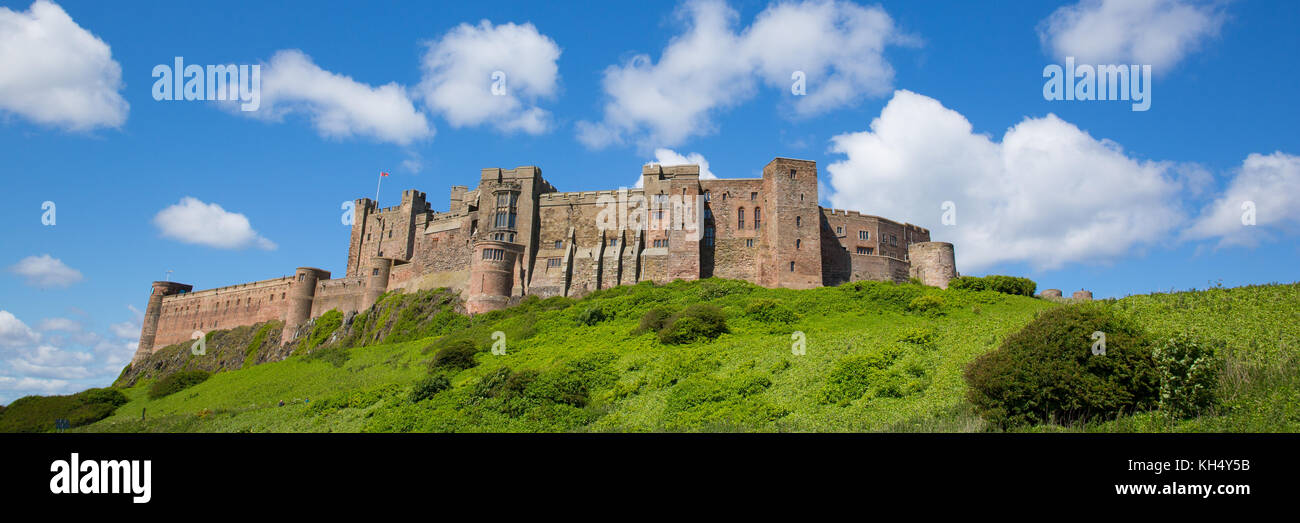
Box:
(380, 171, 390, 177)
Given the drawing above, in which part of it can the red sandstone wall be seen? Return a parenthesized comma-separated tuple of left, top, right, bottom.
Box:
(311, 277, 366, 317)
(152, 277, 294, 350)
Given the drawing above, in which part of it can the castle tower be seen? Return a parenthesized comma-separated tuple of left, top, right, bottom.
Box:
(361, 256, 394, 311)
(467, 240, 525, 314)
(280, 267, 330, 344)
(132, 281, 193, 365)
(761, 158, 822, 289)
(907, 242, 957, 289)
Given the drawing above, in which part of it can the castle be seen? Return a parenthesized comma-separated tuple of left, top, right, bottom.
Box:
(132, 157, 956, 365)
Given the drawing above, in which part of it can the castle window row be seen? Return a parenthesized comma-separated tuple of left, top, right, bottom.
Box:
(482, 248, 505, 261)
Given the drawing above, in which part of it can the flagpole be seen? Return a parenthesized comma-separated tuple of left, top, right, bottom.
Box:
(375, 171, 383, 206)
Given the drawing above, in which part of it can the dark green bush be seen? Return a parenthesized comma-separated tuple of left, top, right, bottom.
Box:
(431, 339, 479, 371)
(658, 304, 729, 344)
(1153, 333, 1222, 418)
(964, 304, 1158, 427)
(637, 307, 674, 334)
(0, 387, 128, 433)
(744, 299, 799, 324)
(409, 374, 451, 403)
(576, 305, 608, 326)
(950, 275, 1036, 296)
(149, 370, 212, 399)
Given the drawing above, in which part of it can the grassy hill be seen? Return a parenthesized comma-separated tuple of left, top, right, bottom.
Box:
(33, 279, 1300, 432)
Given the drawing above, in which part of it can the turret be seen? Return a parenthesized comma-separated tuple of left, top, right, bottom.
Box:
(132, 281, 193, 365)
(466, 240, 524, 314)
(280, 267, 330, 344)
(907, 242, 957, 289)
(361, 256, 394, 311)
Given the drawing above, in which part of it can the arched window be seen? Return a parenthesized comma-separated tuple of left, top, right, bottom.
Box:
(754, 207, 761, 229)
(738, 208, 745, 229)
(796, 216, 802, 227)
(795, 239, 801, 249)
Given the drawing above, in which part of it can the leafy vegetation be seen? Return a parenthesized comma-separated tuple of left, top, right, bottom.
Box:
(0, 388, 128, 432)
(658, 304, 729, 344)
(430, 339, 479, 371)
(296, 309, 344, 354)
(149, 370, 212, 399)
(964, 304, 1159, 427)
(9, 277, 1288, 434)
(949, 275, 1037, 297)
(1152, 333, 1222, 418)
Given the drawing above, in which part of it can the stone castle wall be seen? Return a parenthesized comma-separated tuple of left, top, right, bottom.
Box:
(131, 156, 957, 364)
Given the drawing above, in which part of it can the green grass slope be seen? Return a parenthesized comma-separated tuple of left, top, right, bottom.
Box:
(63, 279, 1299, 433)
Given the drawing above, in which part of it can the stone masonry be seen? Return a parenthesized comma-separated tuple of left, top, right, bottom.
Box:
(132, 157, 957, 365)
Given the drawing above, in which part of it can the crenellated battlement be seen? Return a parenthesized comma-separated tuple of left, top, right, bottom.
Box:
(133, 156, 956, 365)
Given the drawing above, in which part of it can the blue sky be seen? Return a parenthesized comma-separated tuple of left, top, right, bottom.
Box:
(1, 0, 1297, 403)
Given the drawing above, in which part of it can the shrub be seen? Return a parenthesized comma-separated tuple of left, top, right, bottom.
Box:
(149, 370, 212, 399)
(950, 275, 1036, 296)
(1152, 333, 1222, 418)
(576, 305, 607, 326)
(409, 374, 451, 403)
(964, 304, 1159, 427)
(744, 299, 799, 325)
(658, 304, 729, 344)
(431, 339, 479, 371)
(637, 307, 674, 334)
(899, 327, 937, 346)
(818, 348, 903, 404)
(906, 295, 945, 315)
(0, 387, 128, 433)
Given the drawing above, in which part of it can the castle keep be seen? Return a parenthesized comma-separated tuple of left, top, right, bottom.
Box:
(132, 157, 956, 365)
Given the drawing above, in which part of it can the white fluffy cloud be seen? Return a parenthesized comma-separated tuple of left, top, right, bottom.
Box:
(153, 197, 276, 250)
(7, 345, 95, 379)
(0, 311, 41, 348)
(0, 376, 72, 399)
(8, 254, 84, 288)
(578, 0, 906, 149)
(418, 20, 561, 134)
(1039, 0, 1224, 71)
(1184, 152, 1300, 247)
(0, 308, 142, 403)
(637, 148, 718, 188)
(248, 49, 431, 145)
(824, 90, 1190, 272)
(0, 0, 128, 130)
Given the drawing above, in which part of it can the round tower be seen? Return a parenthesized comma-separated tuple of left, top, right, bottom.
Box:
(1072, 289, 1094, 301)
(133, 281, 193, 365)
(907, 242, 957, 289)
(467, 240, 524, 314)
(1041, 289, 1063, 298)
(362, 257, 394, 311)
(281, 267, 330, 343)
